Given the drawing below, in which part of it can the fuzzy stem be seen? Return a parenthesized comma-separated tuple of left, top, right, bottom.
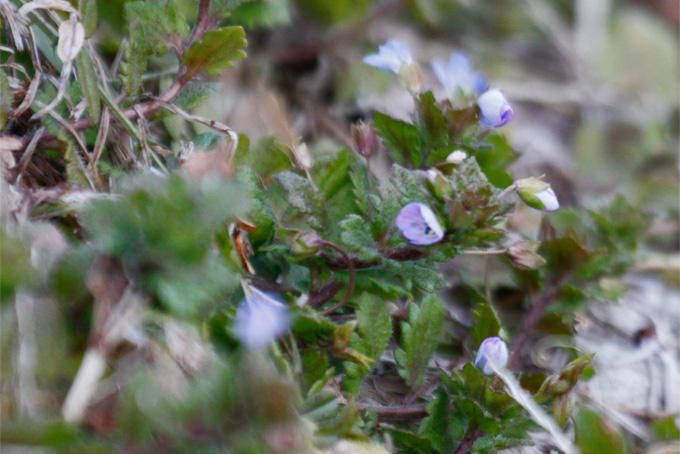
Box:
(62, 348, 107, 423)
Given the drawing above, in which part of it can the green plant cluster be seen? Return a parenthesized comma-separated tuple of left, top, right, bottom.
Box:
(0, 1, 672, 453)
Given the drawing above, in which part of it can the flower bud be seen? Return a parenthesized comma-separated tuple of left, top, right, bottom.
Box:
(291, 231, 321, 256)
(474, 336, 509, 375)
(446, 150, 467, 165)
(293, 143, 312, 169)
(425, 169, 453, 200)
(57, 14, 85, 64)
(351, 122, 379, 158)
(395, 202, 445, 246)
(477, 89, 513, 128)
(506, 240, 546, 269)
(399, 61, 424, 93)
(515, 177, 559, 211)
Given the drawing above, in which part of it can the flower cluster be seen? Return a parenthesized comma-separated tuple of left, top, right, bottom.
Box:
(363, 40, 512, 128)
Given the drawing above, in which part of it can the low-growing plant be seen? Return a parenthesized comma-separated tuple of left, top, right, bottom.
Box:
(0, 1, 667, 453)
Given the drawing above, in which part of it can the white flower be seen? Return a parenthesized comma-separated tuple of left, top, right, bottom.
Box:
(432, 52, 487, 96)
(425, 169, 439, 183)
(477, 89, 513, 128)
(446, 150, 467, 164)
(474, 336, 509, 375)
(535, 188, 559, 211)
(234, 283, 290, 350)
(515, 177, 560, 212)
(363, 39, 413, 75)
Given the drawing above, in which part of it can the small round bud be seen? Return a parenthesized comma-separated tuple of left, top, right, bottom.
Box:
(515, 177, 559, 211)
(446, 150, 468, 164)
(506, 240, 546, 270)
(351, 122, 379, 158)
(474, 336, 509, 375)
(477, 89, 513, 128)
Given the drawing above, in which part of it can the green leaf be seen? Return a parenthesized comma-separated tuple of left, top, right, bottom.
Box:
(123, 0, 190, 95)
(388, 428, 435, 454)
(575, 407, 631, 454)
(339, 214, 378, 261)
(397, 294, 445, 388)
(75, 51, 101, 123)
(416, 91, 449, 163)
(419, 389, 452, 452)
(470, 302, 501, 349)
(79, 0, 98, 37)
(183, 26, 247, 78)
(64, 140, 92, 188)
(473, 134, 518, 189)
(374, 112, 422, 167)
(355, 294, 392, 360)
(652, 416, 680, 441)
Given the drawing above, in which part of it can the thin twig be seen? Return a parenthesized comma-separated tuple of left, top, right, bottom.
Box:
(454, 429, 483, 454)
(318, 241, 355, 315)
(356, 402, 427, 419)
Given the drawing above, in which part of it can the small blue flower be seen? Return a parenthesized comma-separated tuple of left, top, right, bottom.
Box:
(363, 39, 413, 75)
(234, 284, 290, 350)
(432, 52, 488, 97)
(474, 336, 509, 375)
(477, 89, 513, 128)
(395, 202, 445, 246)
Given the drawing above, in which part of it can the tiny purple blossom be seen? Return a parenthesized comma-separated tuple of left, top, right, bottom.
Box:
(395, 202, 445, 246)
(363, 39, 413, 75)
(477, 89, 513, 128)
(474, 336, 509, 375)
(234, 284, 290, 350)
(432, 52, 488, 96)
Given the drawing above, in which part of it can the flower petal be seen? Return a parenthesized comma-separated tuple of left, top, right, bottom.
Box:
(395, 202, 444, 246)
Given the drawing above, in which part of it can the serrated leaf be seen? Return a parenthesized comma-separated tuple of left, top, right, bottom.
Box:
(350, 160, 371, 218)
(355, 294, 392, 360)
(374, 112, 422, 167)
(339, 214, 378, 261)
(123, 0, 189, 95)
(397, 294, 445, 388)
(64, 140, 92, 188)
(79, 0, 97, 37)
(183, 26, 247, 79)
(471, 302, 501, 349)
(75, 51, 100, 123)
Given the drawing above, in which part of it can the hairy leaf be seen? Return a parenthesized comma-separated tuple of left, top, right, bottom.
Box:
(397, 294, 445, 387)
(183, 26, 247, 78)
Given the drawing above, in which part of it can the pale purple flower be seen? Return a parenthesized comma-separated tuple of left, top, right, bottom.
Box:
(395, 202, 445, 246)
(363, 39, 413, 75)
(234, 284, 290, 350)
(475, 336, 509, 375)
(432, 52, 488, 96)
(477, 89, 513, 128)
